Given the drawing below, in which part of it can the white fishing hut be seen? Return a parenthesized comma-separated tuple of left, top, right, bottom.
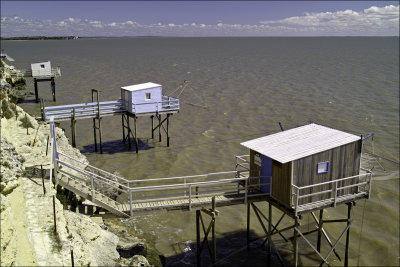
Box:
(31, 61, 53, 77)
(121, 82, 164, 114)
(240, 123, 371, 212)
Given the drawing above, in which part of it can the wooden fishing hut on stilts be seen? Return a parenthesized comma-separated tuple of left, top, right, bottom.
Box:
(25, 61, 61, 103)
(41, 82, 180, 153)
(238, 123, 372, 266)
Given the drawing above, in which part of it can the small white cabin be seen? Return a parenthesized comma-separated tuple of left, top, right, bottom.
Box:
(121, 82, 163, 114)
(31, 61, 52, 77)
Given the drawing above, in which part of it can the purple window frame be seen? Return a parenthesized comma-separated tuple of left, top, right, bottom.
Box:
(317, 161, 329, 174)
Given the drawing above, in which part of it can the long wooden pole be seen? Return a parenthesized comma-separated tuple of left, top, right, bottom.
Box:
(134, 116, 138, 153)
(93, 118, 97, 152)
(345, 203, 352, 267)
(51, 77, 56, 102)
(268, 202, 272, 266)
(317, 209, 324, 252)
(34, 78, 39, 103)
(167, 114, 170, 147)
(53, 195, 57, 233)
(196, 210, 201, 267)
(71, 108, 76, 147)
(246, 203, 250, 249)
(294, 217, 298, 267)
(211, 196, 216, 266)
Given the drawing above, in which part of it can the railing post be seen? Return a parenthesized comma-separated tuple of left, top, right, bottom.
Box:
(244, 178, 248, 204)
(91, 172, 95, 200)
(184, 178, 187, 196)
(368, 173, 372, 199)
(333, 181, 338, 207)
(129, 189, 133, 217)
(189, 184, 192, 211)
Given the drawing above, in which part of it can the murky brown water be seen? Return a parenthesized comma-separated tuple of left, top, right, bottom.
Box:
(3, 37, 399, 266)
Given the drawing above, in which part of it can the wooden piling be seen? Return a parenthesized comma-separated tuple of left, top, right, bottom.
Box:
(151, 115, 154, 139)
(317, 209, 324, 252)
(345, 203, 352, 267)
(98, 118, 103, 154)
(71, 249, 74, 267)
(53, 195, 57, 233)
(196, 210, 201, 267)
(41, 164, 46, 195)
(51, 77, 56, 101)
(211, 196, 216, 266)
(167, 114, 170, 147)
(134, 115, 138, 153)
(122, 115, 126, 143)
(93, 118, 97, 152)
(71, 108, 76, 147)
(294, 217, 298, 267)
(46, 135, 49, 156)
(127, 115, 131, 149)
(268, 202, 272, 266)
(34, 78, 39, 103)
(158, 114, 161, 142)
(247, 203, 250, 249)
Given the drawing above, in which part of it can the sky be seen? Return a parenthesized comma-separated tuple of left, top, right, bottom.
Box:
(1, 1, 399, 37)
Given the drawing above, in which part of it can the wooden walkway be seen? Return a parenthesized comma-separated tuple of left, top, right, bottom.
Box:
(42, 97, 179, 122)
(48, 119, 372, 218)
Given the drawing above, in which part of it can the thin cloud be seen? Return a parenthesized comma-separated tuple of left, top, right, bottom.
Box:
(260, 5, 399, 36)
(1, 5, 398, 37)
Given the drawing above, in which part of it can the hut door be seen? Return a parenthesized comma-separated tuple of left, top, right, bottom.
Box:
(260, 156, 272, 194)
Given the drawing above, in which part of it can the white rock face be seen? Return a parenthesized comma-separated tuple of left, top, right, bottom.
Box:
(63, 211, 120, 266)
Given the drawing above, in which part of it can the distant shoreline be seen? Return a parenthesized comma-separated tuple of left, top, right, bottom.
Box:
(1, 35, 398, 41)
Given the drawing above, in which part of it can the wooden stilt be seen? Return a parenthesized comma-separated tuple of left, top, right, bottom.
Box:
(122, 114, 125, 143)
(196, 210, 201, 267)
(98, 117, 103, 154)
(93, 118, 97, 152)
(158, 114, 162, 142)
(34, 78, 39, 103)
(247, 203, 250, 249)
(294, 217, 299, 267)
(345, 203, 352, 267)
(151, 115, 154, 139)
(317, 209, 324, 252)
(167, 114, 170, 147)
(127, 115, 131, 149)
(51, 77, 56, 101)
(211, 196, 216, 266)
(268, 202, 272, 266)
(71, 108, 76, 147)
(134, 116, 138, 153)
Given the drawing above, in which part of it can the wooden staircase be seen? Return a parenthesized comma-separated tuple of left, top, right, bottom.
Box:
(57, 170, 129, 217)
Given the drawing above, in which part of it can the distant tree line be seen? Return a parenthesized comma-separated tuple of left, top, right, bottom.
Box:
(1, 36, 79, 40)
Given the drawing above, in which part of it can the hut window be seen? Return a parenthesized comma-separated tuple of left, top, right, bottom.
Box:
(40, 64, 45, 69)
(317, 161, 329, 174)
(145, 92, 151, 100)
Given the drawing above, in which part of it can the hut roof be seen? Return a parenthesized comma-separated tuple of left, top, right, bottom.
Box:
(121, 82, 161, 92)
(240, 123, 360, 163)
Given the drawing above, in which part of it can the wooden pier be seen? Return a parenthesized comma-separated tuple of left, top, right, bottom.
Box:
(48, 119, 373, 267)
(41, 88, 180, 153)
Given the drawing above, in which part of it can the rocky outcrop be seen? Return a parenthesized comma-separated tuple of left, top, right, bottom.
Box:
(1, 60, 157, 266)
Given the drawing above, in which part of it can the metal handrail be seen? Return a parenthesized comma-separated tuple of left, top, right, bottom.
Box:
(292, 171, 372, 214)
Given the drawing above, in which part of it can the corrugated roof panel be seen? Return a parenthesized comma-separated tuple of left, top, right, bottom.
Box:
(240, 123, 360, 163)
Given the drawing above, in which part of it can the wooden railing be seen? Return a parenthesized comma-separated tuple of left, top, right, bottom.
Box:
(43, 96, 179, 121)
(42, 100, 125, 121)
(291, 169, 372, 216)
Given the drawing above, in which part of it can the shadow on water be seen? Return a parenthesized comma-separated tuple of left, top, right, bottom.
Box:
(80, 138, 154, 154)
(165, 230, 293, 267)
